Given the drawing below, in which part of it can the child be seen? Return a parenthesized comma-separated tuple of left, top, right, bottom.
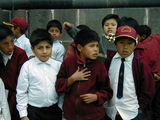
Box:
(104, 25, 155, 120)
(56, 29, 113, 120)
(47, 19, 65, 62)
(63, 14, 120, 62)
(0, 78, 11, 120)
(16, 28, 62, 120)
(0, 24, 28, 120)
(3, 17, 33, 58)
(137, 25, 151, 42)
(63, 22, 90, 59)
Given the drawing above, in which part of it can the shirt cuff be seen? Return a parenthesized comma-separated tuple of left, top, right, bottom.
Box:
(19, 109, 28, 118)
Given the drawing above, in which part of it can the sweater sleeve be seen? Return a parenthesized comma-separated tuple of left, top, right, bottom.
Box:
(66, 24, 80, 39)
(138, 58, 155, 111)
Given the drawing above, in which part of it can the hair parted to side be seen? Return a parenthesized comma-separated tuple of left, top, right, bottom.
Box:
(46, 19, 62, 33)
(74, 29, 100, 47)
(102, 14, 120, 28)
(30, 28, 53, 48)
(0, 23, 14, 41)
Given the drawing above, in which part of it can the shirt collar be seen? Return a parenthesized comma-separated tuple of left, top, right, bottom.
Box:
(113, 52, 134, 62)
(34, 56, 52, 65)
(0, 50, 13, 60)
(14, 34, 25, 43)
(76, 52, 94, 65)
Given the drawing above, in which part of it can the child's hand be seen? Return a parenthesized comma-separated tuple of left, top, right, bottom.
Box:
(21, 116, 29, 120)
(63, 22, 71, 30)
(67, 67, 91, 87)
(71, 67, 91, 82)
(80, 93, 98, 104)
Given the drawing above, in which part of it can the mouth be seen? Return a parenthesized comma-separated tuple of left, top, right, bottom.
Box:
(108, 30, 113, 33)
(93, 53, 98, 57)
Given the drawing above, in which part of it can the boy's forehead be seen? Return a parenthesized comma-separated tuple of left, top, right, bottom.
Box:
(0, 35, 14, 43)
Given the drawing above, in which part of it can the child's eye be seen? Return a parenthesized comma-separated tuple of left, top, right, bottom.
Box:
(46, 46, 51, 49)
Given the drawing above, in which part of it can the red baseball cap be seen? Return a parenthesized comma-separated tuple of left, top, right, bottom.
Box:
(115, 25, 137, 41)
(3, 17, 28, 32)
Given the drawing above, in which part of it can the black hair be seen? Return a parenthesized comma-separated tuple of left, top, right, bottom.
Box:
(118, 17, 139, 32)
(115, 37, 136, 45)
(46, 20, 62, 33)
(74, 29, 100, 47)
(30, 28, 53, 48)
(0, 23, 14, 41)
(137, 25, 151, 39)
(76, 25, 90, 31)
(102, 14, 120, 28)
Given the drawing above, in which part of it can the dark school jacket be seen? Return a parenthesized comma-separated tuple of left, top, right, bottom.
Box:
(105, 49, 155, 120)
(56, 54, 113, 120)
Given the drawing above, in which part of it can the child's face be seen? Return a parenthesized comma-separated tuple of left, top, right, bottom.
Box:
(32, 41, 52, 62)
(78, 41, 99, 60)
(48, 27, 61, 41)
(0, 36, 14, 55)
(11, 26, 20, 37)
(115, 38, 136, 58)
(103, 18, 118, 35)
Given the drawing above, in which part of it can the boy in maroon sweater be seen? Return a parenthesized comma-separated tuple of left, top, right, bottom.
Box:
(0, 24, 28, 120)
(56, 29, 113, 120)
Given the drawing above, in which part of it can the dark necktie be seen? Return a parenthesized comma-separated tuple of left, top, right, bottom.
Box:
(117, 58, 125, 99)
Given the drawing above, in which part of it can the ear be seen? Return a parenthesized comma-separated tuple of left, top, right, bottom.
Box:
(77, 44, 83, 52)
(142, 34, 146, 40)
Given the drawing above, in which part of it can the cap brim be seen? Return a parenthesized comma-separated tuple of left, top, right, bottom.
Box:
(3, 22, 14, 26)
(116, 35, 136, 41)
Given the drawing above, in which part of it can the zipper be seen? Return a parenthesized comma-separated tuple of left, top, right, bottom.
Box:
(75, 62, 86, 120)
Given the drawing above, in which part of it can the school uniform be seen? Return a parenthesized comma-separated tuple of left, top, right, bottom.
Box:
(16, 57, 62, 120)
(105, 50, 155, 120)
(51, 40, 65, 62)
(14, 34, 33, 57)
(56, 53, 113, 120)
(0, 46, 28, 120)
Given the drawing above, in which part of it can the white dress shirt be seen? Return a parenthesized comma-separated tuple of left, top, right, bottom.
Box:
(0, 78, 11, 120)
(14, 34, 33, 57)
(52, 40, 65, 62)
(106, 52, 139, 120)
(16, 57, 62, 118)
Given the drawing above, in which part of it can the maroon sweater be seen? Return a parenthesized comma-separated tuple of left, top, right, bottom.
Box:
(105, 49, 155, 120)
(56, 54, 113, 120)
(0, 46, 28, 113)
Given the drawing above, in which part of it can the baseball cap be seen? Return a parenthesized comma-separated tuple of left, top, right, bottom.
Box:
(3, 17, 28, 32)
(115, 25, 137, 41)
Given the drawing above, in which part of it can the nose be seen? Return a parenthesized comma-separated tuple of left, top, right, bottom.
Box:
(124, 44, 129, 49)
(43, 48, 47, 53)
(8, 43, 14, 51)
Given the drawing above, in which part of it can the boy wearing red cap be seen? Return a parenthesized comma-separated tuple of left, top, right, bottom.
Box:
(3, 17, 33, 58)
(105, 25, 155, 120)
